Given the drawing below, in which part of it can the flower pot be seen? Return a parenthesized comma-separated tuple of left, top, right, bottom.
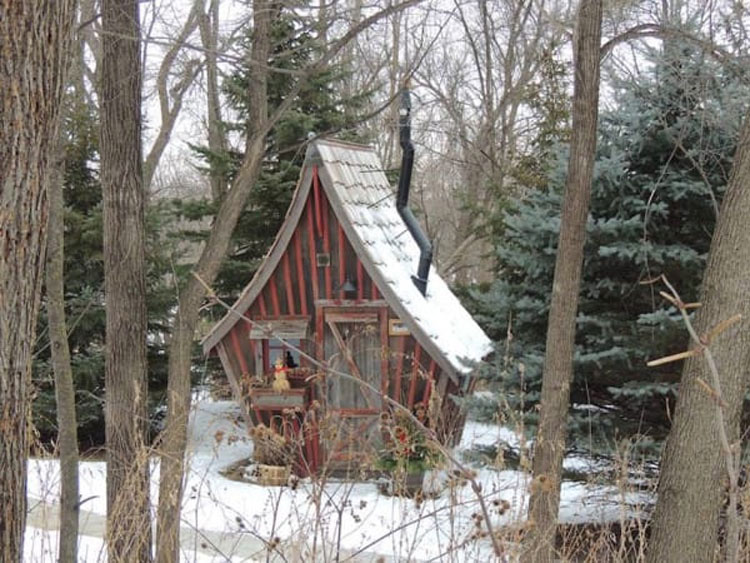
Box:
(255, 463, 290, 486)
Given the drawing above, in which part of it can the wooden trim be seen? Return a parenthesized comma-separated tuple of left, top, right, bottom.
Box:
(329, 408, 379, 415)
(315, 299, 387, 308)
(371, 281, 378, 301)
(201, 165, 314, 353)
(393, 336, 406, 401)
(408, 343, 421, 409)
(437, 371, 449, 399)
(356, 259, 364, 301)
(316, 305, 325, 363)
(324, 311, 378, 323)
(306, 197, 320, 301)
(282, 252, 295, 315)
(249, 339, 257, 375)
(248, 318, 310, 339)
(338, 222, 346, 299)
(258, 290, 268, 318)
(294, 230, 308, 316)
(216, 342, 255, 427)
(322, 191, 332, 299)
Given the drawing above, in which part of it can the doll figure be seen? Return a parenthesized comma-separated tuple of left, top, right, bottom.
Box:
(272, 356, 291, 392)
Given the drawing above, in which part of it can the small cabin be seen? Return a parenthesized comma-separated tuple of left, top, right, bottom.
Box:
(202, 137, 492, 475)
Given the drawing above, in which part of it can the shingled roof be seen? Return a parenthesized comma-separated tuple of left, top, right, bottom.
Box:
(202, 138, 492, 378)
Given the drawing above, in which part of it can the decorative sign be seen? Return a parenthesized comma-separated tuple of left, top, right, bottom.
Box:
(316, 253, 330, 267)
(388, 318, 410, 336)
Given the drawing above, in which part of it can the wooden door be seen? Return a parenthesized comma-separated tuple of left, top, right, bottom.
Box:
(322, 309, 386, 468)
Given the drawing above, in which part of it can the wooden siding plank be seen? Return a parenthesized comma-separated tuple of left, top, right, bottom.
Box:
(294, 230, 308, 316)
(313, 164, 323, 236)
(423, 359, 437, 405)
(305, 197, 319, 301)
(357, 259, 364, 301)
(248, 339, 257, 376)
(408, 343, 421, 409)
(258, 289, 268, 318)
(269, 271, 281, 316)
(283, 252, 295, 315)
(322, 192, 332, 299)
(338, 222, 346, 300)
(230, 326, 249, 376)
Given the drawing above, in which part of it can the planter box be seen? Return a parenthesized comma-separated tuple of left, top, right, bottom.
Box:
(255, 463, 290, 486)
(250, 388, 306, 409)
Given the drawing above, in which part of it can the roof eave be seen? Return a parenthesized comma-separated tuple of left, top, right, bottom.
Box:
(200, 163, 316, 354)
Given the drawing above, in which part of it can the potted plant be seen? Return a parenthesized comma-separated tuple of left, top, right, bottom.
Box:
(377, 408, 440, 497)
(249, 424, 293, 486)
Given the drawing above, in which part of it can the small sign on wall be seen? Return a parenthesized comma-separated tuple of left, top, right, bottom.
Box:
(388, 319, 410, 336)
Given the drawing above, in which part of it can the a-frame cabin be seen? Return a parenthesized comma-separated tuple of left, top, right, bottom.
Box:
(202, 135, 492, 475)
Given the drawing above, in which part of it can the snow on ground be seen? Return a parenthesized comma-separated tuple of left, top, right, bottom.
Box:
(25, 399, 649, 562)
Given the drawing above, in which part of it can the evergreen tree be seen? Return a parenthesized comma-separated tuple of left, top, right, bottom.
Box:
(32, 99, 182, 447)
(472, 43, 746, 452)
(183, 9, 371, 300)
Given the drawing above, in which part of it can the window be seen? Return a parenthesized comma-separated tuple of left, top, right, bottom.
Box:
(266, 337, 301, 372)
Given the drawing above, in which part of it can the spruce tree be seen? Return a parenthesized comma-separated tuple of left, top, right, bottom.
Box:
(183, 9, 371, 300)
(32, 99, 183, 447)
(473, 43, 746, 451)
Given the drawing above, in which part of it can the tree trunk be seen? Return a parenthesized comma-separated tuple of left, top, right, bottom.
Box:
(100, 1, 151, 561)
(0, 2, 75, 561)
(646, 113, 750, 563)
(521, 1, 602, 561)
(154, 2, 421, 559)
(155, 0, 271, 558)
(199, 0, 228, 202)
(46, 146, 80, 563)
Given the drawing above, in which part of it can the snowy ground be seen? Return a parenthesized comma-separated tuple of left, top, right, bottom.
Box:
(24, 399, 650, 562)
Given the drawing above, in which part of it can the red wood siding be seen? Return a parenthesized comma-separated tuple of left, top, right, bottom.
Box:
(212, 166, 472, 466)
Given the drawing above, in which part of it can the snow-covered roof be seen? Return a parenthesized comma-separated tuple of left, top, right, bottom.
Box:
(202, 138, 493, 378)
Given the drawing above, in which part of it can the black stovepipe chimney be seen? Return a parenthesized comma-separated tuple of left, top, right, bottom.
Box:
(396, 87, 433, 296)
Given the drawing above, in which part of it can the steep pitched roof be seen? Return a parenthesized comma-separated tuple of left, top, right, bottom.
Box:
(202, 138, 493, 378)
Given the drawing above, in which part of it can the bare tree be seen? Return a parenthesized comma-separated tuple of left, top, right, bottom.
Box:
(415, 0, 568, 283)
(0, 2, 76, 560)
(100, 0, 151, 560)
(198, 0, 229, 202)
(143, 0, 204, 190)
(520, 0, 602, 561)
(646, 111, 750, 563)
(46, 138, 80, 563)
(155, 1, 423, 560)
